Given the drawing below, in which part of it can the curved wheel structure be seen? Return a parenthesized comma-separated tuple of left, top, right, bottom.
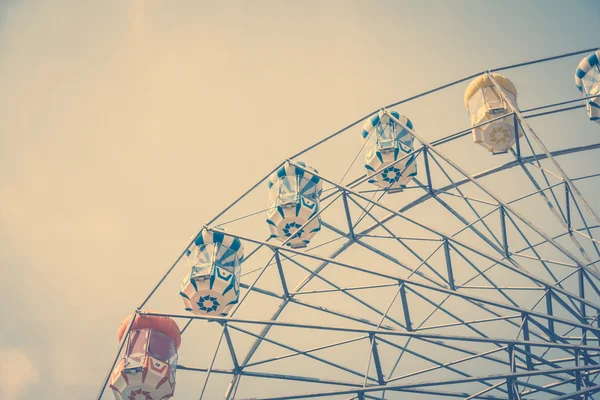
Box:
(98, 47, 600, 400)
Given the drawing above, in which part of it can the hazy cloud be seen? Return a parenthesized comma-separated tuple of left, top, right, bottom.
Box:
(0, 348, 39, 400)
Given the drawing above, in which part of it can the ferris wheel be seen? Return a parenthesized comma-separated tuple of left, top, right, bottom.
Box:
(97, 47, 600, 400)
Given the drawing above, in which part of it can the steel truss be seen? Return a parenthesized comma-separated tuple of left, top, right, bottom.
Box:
(97, 47, 600, 400)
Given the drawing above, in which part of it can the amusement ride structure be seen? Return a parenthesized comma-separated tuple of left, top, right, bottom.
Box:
(98, 47, 600, 399)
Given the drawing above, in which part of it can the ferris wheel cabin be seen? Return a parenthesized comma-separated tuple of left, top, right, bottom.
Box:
(464, 73, 523, 154)
(110, 313, 181, 400)
(179, 229, 244, 316)
(361, 110, 417, 191)
(575, 50, 600, 124)
(266, 161, 323, 248)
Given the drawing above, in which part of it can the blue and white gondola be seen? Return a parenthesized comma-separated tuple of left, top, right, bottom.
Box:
(179, 229, 244, 316)
(266, 161, 323, 248)
(575, 50, 600, 124)
(361, 110, 417, 190)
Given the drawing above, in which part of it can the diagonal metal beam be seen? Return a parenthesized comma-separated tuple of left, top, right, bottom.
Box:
(244, 335, 368, 369)
(229, 324, 376, 383)
(280, 251, 407, 329)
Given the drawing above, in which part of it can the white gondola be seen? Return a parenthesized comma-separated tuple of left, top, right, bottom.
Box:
(179, 229, 243, 316)
(361, 110, 417, 191)
(464, 73, 523, 154)
(266, 161, 322, 248)
(575, 50, 600, 124)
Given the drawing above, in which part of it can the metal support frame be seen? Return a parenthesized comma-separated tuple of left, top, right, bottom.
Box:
(96, 47, 600, 400)
(287, 162, 600, 318)
(219, 226, 600, 339)
(210, 176, 600, 396)
(384, 111, 590, 273)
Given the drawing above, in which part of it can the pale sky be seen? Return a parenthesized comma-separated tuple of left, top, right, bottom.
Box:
(1, 1, 599, 399)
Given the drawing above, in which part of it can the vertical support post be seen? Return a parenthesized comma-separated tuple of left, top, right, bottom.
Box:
(443, 240, 456, 290)
(369, 333, 385, 385)
(342, 191, 355, 240)
(506, 378, 515, 400)
(423, 147, 434, 194)
(223, 324, 240, 373)
(566, 183, 572, 230)
(507, 344, 516, 400)
(578, 267, 587, 324)
(521, 313, 533, 371)
(274, 250, 290, 298)
(545, 289, 555, 341)
(575, 348, 582, 393)
(500, 206, 509, 258)
(513, 113, 521, 160)
(583, 338, 591, 396)
(578, 270, 592, 393)
(399, 283, 412, 332)
(578, 304, 590, 394)
(508, 343, 516, 373)
(576, 347, 591, 400)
